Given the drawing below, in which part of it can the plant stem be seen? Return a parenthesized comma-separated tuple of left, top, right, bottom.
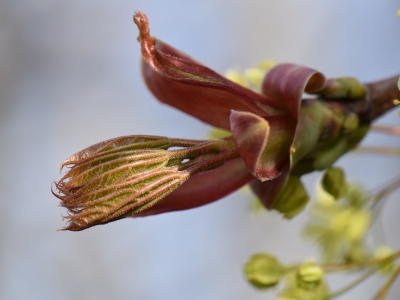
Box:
(370, 125, 400, 136)
(169, 137, 237, 159)
(372, 176, 400, 208)
(354, 146, 400, 156)
(327, 267, 377, 299)
(373, 264, 400, 300)
(186, 149, 240, 175)
(345, 75, 400, 123)
(322, 250, 400, 272)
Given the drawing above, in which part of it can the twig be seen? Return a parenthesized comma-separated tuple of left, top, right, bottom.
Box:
(373, 264, 400, 300)
(371, 125, 400, 136)
(322, 250, 400, 272)
(327, 268, 376, 299)
(354, 146, 400, 156)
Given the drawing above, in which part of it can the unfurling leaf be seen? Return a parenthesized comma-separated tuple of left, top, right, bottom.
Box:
(53, 135, 239, 231)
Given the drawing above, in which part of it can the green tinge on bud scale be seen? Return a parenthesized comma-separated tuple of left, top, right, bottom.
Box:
(60, 169, 189, 231)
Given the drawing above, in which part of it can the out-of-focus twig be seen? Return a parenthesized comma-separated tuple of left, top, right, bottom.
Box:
(373, 264, 400, 300)
(354, 146, 400, 156)
(371, 125, 400, 136)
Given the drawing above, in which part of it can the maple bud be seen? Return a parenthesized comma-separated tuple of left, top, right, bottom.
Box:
(244, 253, 283, 289)
(296, 262, 324, 290)
(321, 167, 348, 199)
(317, 77, 366, 99)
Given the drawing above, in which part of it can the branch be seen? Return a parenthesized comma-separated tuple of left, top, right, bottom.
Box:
(373, 264, 400, 300)
(345, 75, 400, 123)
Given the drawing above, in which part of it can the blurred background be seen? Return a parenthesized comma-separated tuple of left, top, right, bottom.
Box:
(1, 0, 400, 299)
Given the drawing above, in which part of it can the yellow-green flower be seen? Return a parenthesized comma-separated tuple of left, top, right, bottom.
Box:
(303, 183, 372, 262)
(375, 245, 395, 274)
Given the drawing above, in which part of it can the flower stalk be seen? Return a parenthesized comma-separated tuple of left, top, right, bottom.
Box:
(321, 250, 400, 272)
(373, 264, 400, 300)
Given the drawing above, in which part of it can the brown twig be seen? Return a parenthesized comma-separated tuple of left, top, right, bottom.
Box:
(345, 75, 400, 123)
(321, 250, 400, 272)
(373, 264, 400, 300)
(354, 146, 400, 156)
(371, 125, 400, 136)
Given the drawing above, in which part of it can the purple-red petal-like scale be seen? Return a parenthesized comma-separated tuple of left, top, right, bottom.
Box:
(262, 64, 326, 119)
(230, 110, 297, 182)
(134, 11, 283, 130)
(250, 163, 291, 208)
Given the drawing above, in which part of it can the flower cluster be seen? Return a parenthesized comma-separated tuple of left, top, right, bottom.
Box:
(244, 254, 329, 300)
(244, 173, 400, 299)
(303, 169, 372, 263)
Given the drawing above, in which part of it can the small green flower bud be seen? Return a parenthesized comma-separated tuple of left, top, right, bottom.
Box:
(330, 209, 370, 242)
(256, 59, 276, 70)
(319, 77, 366, 99)
(244, 253, 283, 289)
(343, 113, 359, 132)
(243, 68, 265, 88)
(321, 167, 347, 199)
(345, 210, 371, 241)
(297, 262, 324, 290)
(272, 176, 310, 219)
(375, 245, 395, 274)
(225, 68, 247, 86)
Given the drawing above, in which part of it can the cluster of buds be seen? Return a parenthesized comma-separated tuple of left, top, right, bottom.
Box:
(53, 11, 391, 231)
(244, 254, 328, 299)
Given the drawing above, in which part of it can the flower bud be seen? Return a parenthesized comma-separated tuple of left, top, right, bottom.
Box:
(256, 59, 276, 70)
(244, 253, 283, 289)
(272, 176, 309, 219)
(318, 77, 366, 99)
(243, 68, 265, 89)
(224, 68, 247, 86)
(321, 167, 347, 199)
(375, 245, 395, 274)
(296, 262, 324, 290)
(343, 113, 359, 132)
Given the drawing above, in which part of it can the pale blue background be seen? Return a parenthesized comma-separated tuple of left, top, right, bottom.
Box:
(1, 0, 400, 299)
